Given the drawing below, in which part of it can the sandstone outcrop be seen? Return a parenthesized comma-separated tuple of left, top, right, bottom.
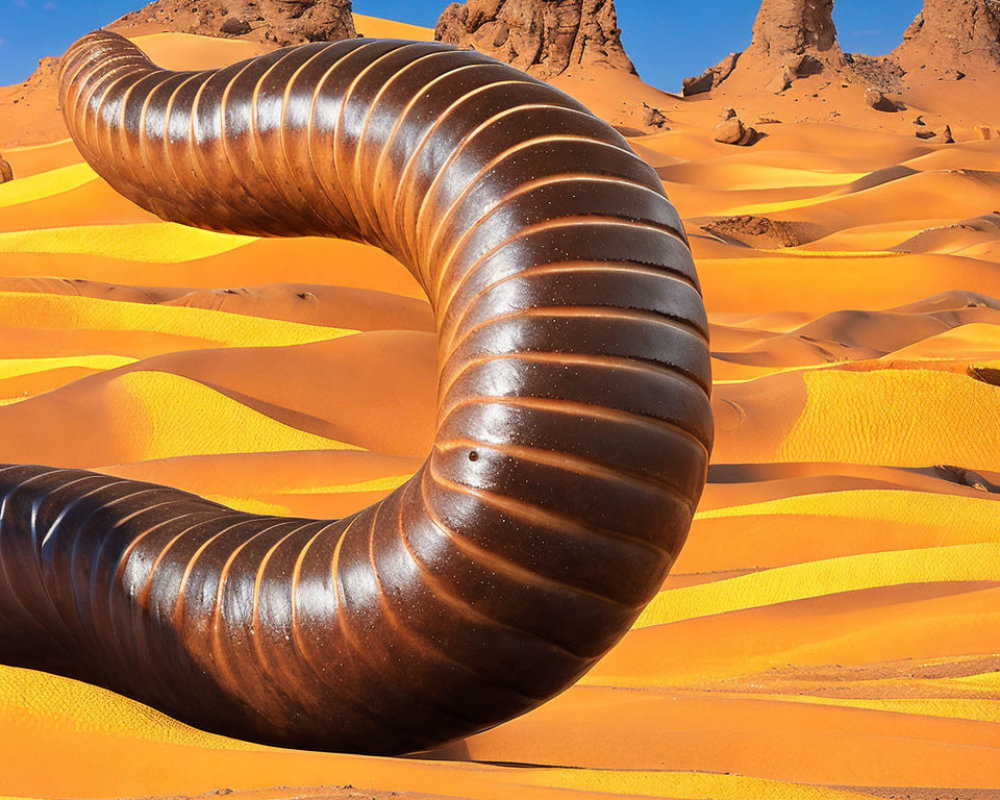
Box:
(714, 116, 758, 146)
(744, 0, 849, 89)
(702, 214, 817, 248)
(914, 122, 954, 142)
(865, 87, 902, 112)
(6, 56, 60, 106)
(113, 0, 356, 47)
(682, 0, 851, 96)
(641, 102, 669, 130)
(749, 0, 843, 63)
(434, 0, 636, 79)
(846, 52, 906, 94)
(893, 0, 1000, 76)
(683, 52, 738, 96)
(0, 56, 65, 147)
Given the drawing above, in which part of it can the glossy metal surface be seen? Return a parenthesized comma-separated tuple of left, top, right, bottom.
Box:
(0, 30, 712, 754)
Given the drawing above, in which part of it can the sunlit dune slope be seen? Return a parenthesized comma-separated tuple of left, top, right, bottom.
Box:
(0, 24, 998, 800)
(351, 12, 435, 41)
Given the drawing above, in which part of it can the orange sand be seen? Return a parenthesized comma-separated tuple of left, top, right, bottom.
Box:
(0, 20, 998, 800)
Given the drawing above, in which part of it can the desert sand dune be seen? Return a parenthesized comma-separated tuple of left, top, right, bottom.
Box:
(799, 218, 971, 252)
(0, 232, 423, 293)
(0, 276, 435, 331)
(708, 291, 1000, 379)
(713, 366, 1000, 469)
(0, 8, 998, 800)
(1, 139, 82, 177)
(104, 450, 423, 518)
(893, 214, 1000, 254)
(700, 462, 1000, 510)
(903, 143, 1000, 172)
(0, 175, 163, 232)
(108, 30, 272, 67)
(699, 251, 1000, 315)
(457, 683, 997, 784)
(677, 490, 999, 573)
(779, 169, 1000, 228)
(589, 585, 999, 689)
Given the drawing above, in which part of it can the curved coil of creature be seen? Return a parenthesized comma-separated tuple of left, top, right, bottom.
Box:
(0, 30, 712, 754)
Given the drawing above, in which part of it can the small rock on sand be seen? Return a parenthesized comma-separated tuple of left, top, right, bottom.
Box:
(714, 117, 758, 146)
(702, 215, 818, 248)
(916, 124, 954, 143)
(219, 17, 252, 35)
(865, 87, 902, 112)
(641, 102, 670, 130)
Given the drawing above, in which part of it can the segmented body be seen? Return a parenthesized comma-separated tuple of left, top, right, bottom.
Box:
(0, 31, 712, 754)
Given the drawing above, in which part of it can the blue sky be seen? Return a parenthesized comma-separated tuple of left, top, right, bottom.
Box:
(0, 0, 923, 91)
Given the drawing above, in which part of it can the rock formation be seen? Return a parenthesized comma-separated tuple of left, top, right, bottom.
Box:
(113, 0, 356, 47)
(865, 87, 901, 113)
(682, 53, 738, 96)
(713, 115, 758, 146)
(641, 102, 669, 130)
(4, 56, 61, 107)
(913, 124, 954, 143)
(434, 0, 636, 80)
(702, 215, 817, 248)
(893, 0, 1000, 76)
(846, 52, 905, 94)
(0, 56, 65, 148)
(684, 0, 849, 95)
(752, 0, 841, 59)
(742, 0, 850, 90)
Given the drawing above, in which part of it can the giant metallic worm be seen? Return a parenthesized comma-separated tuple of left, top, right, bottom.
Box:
(0, 30, 712, 754)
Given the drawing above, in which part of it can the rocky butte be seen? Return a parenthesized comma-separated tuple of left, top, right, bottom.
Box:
(684, 0, 854, 96)
(434, 0, 635, 80)
(113, 0, 357, 46)
(893, 0, 1000, 77)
